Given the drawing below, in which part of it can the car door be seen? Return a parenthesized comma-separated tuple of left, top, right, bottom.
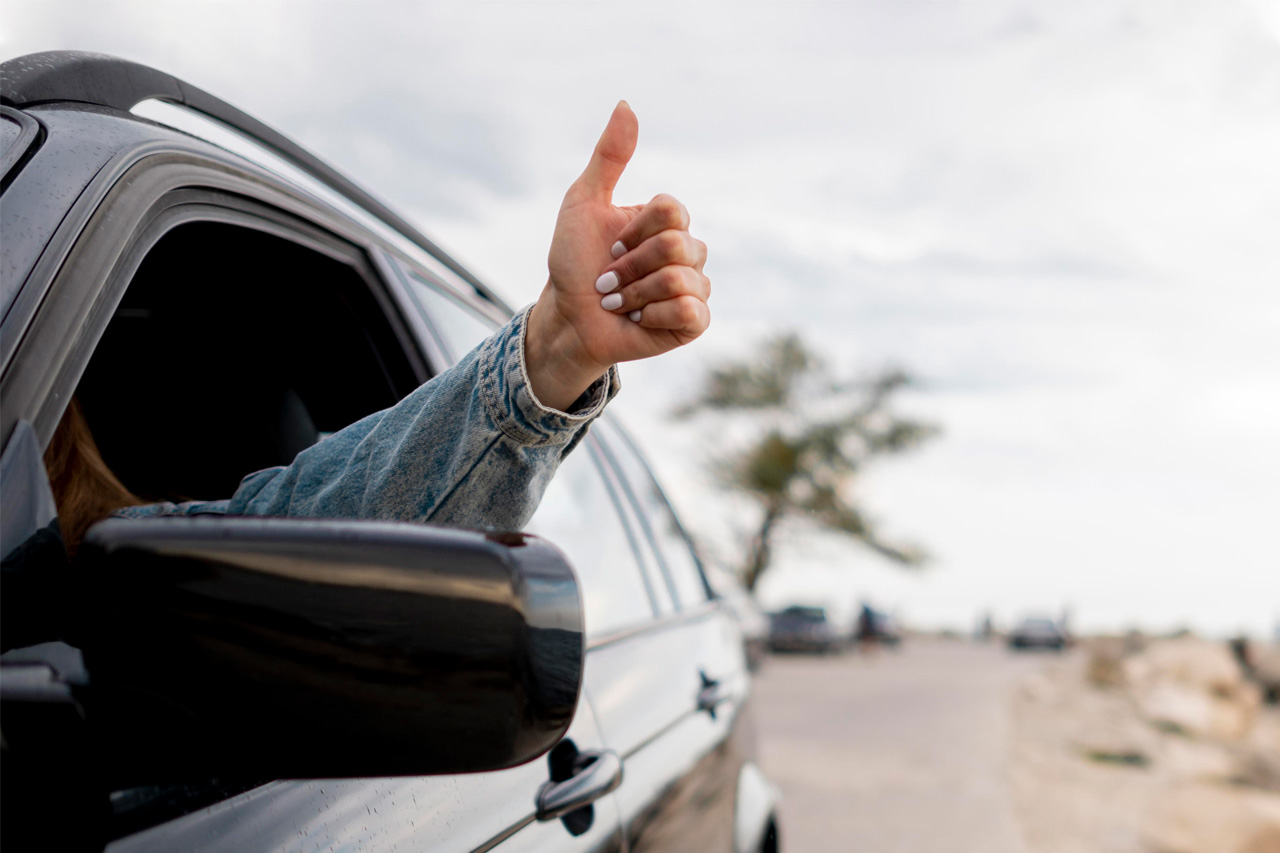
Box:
(0, 129, 624, 852)
(385, 266, 647, 853)
(583, 421, 754, 852)
(400, 260, 765, 852)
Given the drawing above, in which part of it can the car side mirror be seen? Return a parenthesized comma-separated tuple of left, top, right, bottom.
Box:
(72, 517, 583, 787)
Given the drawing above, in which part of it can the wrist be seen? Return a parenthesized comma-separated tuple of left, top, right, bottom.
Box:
(524, 289, 610, 412)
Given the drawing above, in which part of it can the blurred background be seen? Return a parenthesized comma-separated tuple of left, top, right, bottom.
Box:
(5, 1, 1278, 850)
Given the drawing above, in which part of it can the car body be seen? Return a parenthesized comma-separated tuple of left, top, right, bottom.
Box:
(1008, 617, 1069, 651)
(768, 605, 849, 654)
(703, 564, 769, 671)
(855, 605, 903, 648)
(870, 611, 904, 647)
(0, 52, 779, 853)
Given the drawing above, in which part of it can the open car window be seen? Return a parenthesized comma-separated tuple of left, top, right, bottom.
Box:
(75, 220, 419, 503)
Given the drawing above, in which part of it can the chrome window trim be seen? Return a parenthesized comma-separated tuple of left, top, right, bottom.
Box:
(585, 599, 725, 653)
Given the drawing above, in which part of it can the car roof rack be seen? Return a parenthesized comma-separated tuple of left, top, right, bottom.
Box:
(0, 51, 504, 307)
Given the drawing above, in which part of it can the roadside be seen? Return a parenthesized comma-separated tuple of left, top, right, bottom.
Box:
(1010, 636, 1280, 853)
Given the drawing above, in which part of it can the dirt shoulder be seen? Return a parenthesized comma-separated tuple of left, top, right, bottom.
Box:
(1010, 638, 1280, 853)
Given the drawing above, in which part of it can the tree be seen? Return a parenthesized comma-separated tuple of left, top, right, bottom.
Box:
(677, 333, 939, 591)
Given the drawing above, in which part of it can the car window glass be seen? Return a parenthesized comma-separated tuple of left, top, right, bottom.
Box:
(596, 421, 710, 610)
(594, 454, 677, 618)
(525, 440, 657, 638)
(402, 271, 499, 363)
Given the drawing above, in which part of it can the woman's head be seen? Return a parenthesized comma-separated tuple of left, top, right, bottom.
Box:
(43, 398, 143, 557)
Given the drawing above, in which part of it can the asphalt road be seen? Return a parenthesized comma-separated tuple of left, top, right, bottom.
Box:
(752, 639, 1042, 853)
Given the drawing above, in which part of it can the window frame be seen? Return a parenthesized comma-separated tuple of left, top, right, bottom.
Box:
(1, 153, 432, 451)
(388, 257, 511, 368)
(587, 427, 679, 619)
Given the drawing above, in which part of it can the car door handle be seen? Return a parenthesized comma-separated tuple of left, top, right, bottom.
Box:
(535, 749, 623, 822)
(697, 670, 731, 717)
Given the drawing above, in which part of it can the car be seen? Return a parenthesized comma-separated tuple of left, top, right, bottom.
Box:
(768, 604, 849, 655)
(855, 604, 903, 648)
(1008, 616, 1069, 651)
(702, 564, 770, 671)
(0, 51, 780, 853)
(869, 610, 904, 648)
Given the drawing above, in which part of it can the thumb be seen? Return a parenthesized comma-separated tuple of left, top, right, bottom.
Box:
(570, 101, 638, 203)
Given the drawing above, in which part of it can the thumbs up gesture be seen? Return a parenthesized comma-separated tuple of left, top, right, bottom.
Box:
(526, 102, 710, 411)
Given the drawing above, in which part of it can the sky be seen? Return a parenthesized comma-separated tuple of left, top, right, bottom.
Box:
(4, 0, 1278, 636)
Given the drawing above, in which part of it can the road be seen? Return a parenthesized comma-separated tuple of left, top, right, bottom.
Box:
(752, 639, 1042, 853)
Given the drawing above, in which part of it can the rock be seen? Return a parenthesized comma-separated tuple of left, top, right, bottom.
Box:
(1087, 639, 1128, 688)
(1125, 638, 1262, 741)
(1234, 751, 1280, 794)
(1143, 783, 1280, 853)
(1255, 648, 1280, 705)
(1162, 737, 1237, 782)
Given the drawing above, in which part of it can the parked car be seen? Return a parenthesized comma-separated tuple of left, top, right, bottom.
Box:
(769, 605, 849, 654)
(0, 51, 780, 853)
(857, 607, 903, 648)
(1008, 616, 1069, 651)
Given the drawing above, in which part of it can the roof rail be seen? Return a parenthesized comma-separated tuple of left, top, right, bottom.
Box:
(0, 51, 503, 306)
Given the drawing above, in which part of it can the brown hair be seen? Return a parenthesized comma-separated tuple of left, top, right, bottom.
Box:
(43, 398, 145, 557)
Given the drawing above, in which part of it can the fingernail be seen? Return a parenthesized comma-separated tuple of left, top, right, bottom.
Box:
(595, 271, 620, 293)
(601, 293, 623, 311)
(611, 241, 627, 259)
(629, 310, 643, 322)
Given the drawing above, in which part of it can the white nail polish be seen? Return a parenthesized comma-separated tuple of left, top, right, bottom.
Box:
(595, 271, 620, 293)
(629, 310, 643, 322)
(611, 241, 627, 259)
(601, 293, 623, 311)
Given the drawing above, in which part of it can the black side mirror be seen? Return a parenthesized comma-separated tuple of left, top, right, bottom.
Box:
(73, 517, 583, 787)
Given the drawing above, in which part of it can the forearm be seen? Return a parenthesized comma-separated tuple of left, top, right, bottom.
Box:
(227, 306, 619, 530)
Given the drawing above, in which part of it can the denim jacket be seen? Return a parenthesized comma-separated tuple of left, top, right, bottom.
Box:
(114, 306, 620, 530)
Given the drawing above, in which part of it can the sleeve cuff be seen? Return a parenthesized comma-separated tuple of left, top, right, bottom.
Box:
(478, 305, 621, 447)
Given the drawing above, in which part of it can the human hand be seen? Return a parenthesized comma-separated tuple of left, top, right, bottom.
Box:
(526, 101, 710, 411)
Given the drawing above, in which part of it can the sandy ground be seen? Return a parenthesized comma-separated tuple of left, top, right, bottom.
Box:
(1009, 644, 1280, 853)
(752, 639, 1040, 853)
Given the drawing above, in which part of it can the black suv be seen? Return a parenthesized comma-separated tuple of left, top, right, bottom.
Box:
(0, 52, 779, 853)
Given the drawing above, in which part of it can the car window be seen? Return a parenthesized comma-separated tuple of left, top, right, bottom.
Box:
(594, 453, 678, 618)
(525, 439, 658, 639)
(594, 420, 711, 610)
(73, 221, 416, 502)
(401, 271, 499, 363)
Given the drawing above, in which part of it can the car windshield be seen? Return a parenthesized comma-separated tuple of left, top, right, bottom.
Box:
(780, 606, 827, 623)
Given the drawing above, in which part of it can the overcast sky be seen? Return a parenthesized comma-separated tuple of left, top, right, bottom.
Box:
(4, 0, 1278, 636)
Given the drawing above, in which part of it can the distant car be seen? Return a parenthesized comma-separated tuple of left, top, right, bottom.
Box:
(1008, 617, 1069, 651)
(871, 611, 904, 647)
(769, 605, 848, 654)
(855, 604, 903, 648)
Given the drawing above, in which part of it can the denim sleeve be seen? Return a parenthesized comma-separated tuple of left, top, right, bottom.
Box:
(224, 305, 620, 530)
